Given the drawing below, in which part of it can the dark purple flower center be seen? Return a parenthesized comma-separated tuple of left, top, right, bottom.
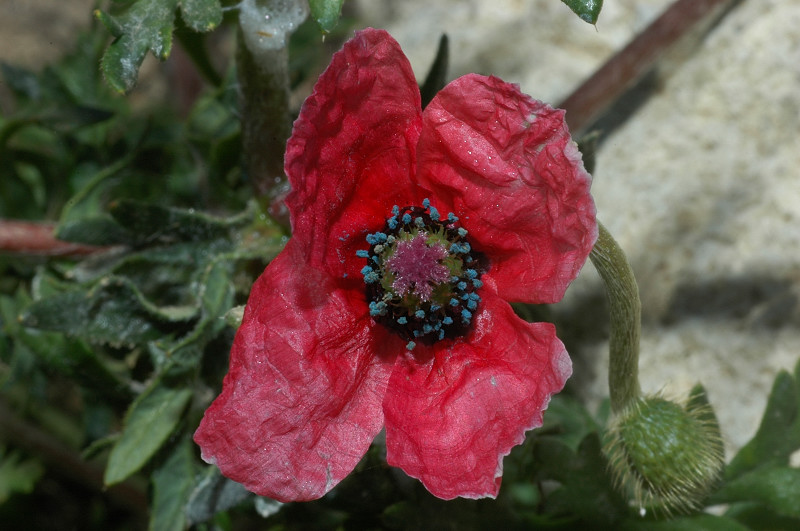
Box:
(357, 199, 485, 350)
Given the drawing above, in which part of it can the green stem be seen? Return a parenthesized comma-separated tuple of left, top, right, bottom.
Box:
(590, 221, 642, 413)
(236, 29, 293, 202)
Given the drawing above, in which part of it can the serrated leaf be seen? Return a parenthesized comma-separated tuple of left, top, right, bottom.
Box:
(309, 0, 344, 33)
(713, 467, 800, 519)
(97, 0, 180, 93)
(109, 200, 236, 243)
(104, 378, 192, 485)
(726, 367, 800, 479)
(21, 276, 198, 347)
(561, 0, 603, 24)
(186, 466, 253, 525)
(181, 0, 223, 32)
(150, 437, 195, 531)
(154, 259, 234, 367)
(3, 290, 131, 404)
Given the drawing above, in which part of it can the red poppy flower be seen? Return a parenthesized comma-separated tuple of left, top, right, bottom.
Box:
(194, 28, 597, 502)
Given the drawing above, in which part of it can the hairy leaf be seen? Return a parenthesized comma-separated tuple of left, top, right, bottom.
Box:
(181, 0, 223, 32)
(21, 276, 197, 348)
(96, 0, 180, 93)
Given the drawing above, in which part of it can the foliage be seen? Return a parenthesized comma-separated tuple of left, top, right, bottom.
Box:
(561, 0, 604, 24)
(95, 0, 346, 93)
(2, 0, 800, 530)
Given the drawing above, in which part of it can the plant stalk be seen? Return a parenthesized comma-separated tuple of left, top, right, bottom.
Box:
(590, 221, 642, 413)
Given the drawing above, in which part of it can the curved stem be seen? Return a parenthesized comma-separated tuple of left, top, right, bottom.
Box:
(590, 222, 642, 413)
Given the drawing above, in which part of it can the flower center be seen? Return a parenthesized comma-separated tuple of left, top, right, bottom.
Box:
(357, 199, 485, 350)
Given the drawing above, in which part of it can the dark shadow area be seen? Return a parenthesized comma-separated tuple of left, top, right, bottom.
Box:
(664, 275, 798, 328)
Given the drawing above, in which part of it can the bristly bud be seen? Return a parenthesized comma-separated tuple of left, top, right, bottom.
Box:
(604, 387, 725, 516)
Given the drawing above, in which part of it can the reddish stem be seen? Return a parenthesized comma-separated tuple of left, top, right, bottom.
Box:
(0, 220, 107, 257)
(559, 0, 739, 135)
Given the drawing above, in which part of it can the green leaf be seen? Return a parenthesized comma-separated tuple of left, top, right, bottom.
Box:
(561, 0, 603, 24)
(152, 259, 235, 367)
(309, 0, 345, 33)
(540, 394, 601, 451)
(537, 433, 627, 524)
(180, 0, 223, 32)
(723, 501, 800, 530)
(104, 377, 192, 485)
(109, 199, 236, 244)
(420, 34, 449, 110)
(150, 437, 195, 531)
(726, 366, 800, 479)
(2, 290, 132, 405)
(21, 276, 197, 347)
(96, 0, 180, 93)
(0, 446, 45, 503)
(186, 466, 254, 525)
(713, 466, 800, 519)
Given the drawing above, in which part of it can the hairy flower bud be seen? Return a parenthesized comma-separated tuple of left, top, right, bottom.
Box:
(604, 389, 725, 515)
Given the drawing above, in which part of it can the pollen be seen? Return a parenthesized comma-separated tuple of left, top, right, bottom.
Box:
(356, 200, 487, 346)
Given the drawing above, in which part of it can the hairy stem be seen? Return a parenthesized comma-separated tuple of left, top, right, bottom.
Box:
(236, 0, 308, 202)
(237, 32, 292, 201)
(590, 222, 642, 412)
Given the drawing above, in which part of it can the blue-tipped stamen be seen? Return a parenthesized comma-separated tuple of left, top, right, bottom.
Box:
(357, 201, 485, 346)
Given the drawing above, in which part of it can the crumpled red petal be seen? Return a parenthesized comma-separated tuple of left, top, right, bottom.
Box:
(417, 74, 597, 304)
(382, 285, 571, 500)
(285, 28, 425, 282)
(194, 239, 401, 502)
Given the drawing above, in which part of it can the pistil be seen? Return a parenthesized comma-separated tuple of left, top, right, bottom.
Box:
(357, 199, 485, 348)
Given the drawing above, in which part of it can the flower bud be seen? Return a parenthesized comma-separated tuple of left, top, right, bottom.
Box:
(604, 391, 724, 515)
